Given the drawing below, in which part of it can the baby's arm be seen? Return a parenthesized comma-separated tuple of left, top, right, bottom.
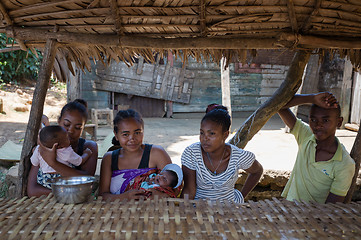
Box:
(278, 92, 338, 129)
(81, 148, 93, 165)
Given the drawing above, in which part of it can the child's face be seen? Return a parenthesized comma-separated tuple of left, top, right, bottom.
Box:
(114, 118, 144, 152)
(309, 106, 342, 142)
(57, 130, 71, 149)
(154, 171, 176, 188)
(200, 120, 229, 153)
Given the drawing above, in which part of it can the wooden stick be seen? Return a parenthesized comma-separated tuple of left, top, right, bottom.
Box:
(200, 0, 207, 36)
(301, 0, 323, 33)
(286, 0, 299, 33)
(109, 0, 124, 35)
(228, 50, 311, 148)
(18, 38, 58, 197)
(344, 126, 361, 203)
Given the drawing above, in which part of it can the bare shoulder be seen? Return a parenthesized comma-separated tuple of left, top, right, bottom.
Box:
(150, 144, 167, 153)
(84, 139, 98, 151)
(149, 144, 171, 168)
(101, 151, 112, 164)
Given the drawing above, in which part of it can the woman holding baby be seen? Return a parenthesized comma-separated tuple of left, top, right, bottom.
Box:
(27, 99, 98, 197)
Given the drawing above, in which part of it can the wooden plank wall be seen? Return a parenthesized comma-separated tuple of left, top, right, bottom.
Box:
(93, 60, 193, 104)
(80, 64, 110, 111)
(173, 58, 290, 113)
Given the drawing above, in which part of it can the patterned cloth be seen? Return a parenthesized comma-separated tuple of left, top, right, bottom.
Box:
(181, 142, 255, 203)
(37, 168, 61, 189)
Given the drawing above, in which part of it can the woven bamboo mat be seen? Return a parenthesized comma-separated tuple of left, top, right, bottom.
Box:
(0, 194, 360, 239)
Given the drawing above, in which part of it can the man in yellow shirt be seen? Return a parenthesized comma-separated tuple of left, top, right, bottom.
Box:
(278, 92, 355, 203)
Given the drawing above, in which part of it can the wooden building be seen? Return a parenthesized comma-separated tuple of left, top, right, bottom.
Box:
(75, 49, 360, 127)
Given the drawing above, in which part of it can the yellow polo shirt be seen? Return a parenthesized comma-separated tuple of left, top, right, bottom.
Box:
(281, 119, 355, 203)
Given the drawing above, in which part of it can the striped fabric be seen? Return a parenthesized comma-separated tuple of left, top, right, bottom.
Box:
(181, 142, 255, 203)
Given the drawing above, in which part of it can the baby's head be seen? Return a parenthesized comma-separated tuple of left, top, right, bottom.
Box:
(39, 125, 70, 149)
(156, 164, 183, 189)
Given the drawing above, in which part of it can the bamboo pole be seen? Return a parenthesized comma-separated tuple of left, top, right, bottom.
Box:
(344, 127, 361, 203)
(228, 50, 311, 149)
(18, 38, 58, 197)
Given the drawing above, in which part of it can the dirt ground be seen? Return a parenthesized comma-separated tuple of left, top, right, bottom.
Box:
(0, 84, 357, 175)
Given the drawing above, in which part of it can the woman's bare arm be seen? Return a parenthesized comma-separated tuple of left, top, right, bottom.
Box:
(27, 165, 52, 197)
(180, 166, 196, 199)
(149, 145, 172, 169)
(241, 160, 263, 199)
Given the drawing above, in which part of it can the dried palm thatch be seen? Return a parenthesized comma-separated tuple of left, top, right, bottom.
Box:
(0, 0, 361, 70)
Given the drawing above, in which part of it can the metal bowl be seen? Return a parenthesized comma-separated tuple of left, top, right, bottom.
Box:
(49, 176, 96, 204)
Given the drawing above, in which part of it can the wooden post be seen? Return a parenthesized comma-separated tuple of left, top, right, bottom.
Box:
(344, 126, 361, 203)
(18, 39, 58, 197)
(229, 50, 311, 149)
(340, 59, 353, 128)
(221, 57, 232, 118)
(350, 72, 361, 124)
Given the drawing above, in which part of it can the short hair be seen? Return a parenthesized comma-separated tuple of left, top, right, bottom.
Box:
(113, 109, 144, 133)
(310, 103, 341, 117)
(202, 105, 231, 132)
(59, 99, 88, 122)
(39, 125, 66, 148)
(165, 170, 178, 188)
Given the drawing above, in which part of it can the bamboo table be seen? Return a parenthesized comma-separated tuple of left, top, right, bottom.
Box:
(0, 194, 360, 239)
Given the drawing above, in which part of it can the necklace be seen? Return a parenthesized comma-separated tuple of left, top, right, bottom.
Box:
(206, 147, 226, 174)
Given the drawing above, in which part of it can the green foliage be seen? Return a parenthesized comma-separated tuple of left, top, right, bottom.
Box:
(0, 33, 43, 84)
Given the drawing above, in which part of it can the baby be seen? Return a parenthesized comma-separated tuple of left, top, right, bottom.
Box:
(126, 163, 183, 198)
(141, 163, 183, 190)
(31, 125, 92, 174)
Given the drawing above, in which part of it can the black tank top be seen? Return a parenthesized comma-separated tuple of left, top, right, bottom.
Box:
(74, 138, 86, 170)
(111, 144, 152, 171)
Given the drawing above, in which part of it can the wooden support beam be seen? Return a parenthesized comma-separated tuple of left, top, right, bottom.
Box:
(7, 27, 284, 49)
(8, 27, 361, 50)
(345, 126, 361, 203)
(280, 33, 361, 49)
(221, 57, 232, 118)
(200, 0, 207, 37)
(109, 0, 124, 35)
(229, 50, 311, 148)
(0, 2, 27, 51)
(18, 38, 58, 197)
(286, 0, 298, 33)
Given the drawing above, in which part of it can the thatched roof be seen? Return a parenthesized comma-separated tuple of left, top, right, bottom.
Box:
(1, 0, 361, 70)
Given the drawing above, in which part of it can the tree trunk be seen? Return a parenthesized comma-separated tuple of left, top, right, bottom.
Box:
(18, 39, 58, 197)
(229, 50, 311, 148)
(344, 126, 361, 203)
